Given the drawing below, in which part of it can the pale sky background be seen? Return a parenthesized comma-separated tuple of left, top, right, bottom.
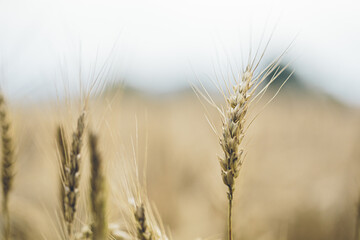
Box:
(0, 0, 359, 105)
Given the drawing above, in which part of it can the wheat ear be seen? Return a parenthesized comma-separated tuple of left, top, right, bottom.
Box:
(0, 93, 14, 240)
(63, 111, 86, 236)
(218, 66, 255, 240)
(88, 132, 107, 240)
(57, 125, 69, 223)
(217, 50, 291, 238)
(134, 204, 153, 240)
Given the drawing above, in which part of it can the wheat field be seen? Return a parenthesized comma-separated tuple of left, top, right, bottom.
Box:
(0, 77, 359, 240)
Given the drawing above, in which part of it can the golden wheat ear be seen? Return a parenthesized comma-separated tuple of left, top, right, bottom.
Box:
(56, 125, 69, 224)
(216, 53, 290, 240)
(88, 131, 108, 240)
(218, 67, 254, 240)
(59, 111, 86, 237)
(0, 93, 15, 240)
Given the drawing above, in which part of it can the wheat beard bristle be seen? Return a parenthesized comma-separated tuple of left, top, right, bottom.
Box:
(57, 126, 69, 169)
(0, 93, 14, 240)
(89, 132, 107, 240)
(63, 112, 85, 236)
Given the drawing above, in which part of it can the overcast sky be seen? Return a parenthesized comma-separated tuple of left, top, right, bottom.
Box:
(0, 0, 359, 105)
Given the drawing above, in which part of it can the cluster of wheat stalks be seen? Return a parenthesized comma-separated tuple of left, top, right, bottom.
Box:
(55, 107, 169, 240)
(2, 49, 347, 240)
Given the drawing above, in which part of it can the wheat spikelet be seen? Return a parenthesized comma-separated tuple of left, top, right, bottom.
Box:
(0, 93, 15, 240)
(134, 204, 153, 240)
(62, 111, 86, 236)
(74, 225, 92, 240)
(88, 132, 107, 240)
(108, 223, 131, 240)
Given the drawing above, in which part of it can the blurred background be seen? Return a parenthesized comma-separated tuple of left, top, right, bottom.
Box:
(0, 0, 360, 240)
(0, 0, 359, 105)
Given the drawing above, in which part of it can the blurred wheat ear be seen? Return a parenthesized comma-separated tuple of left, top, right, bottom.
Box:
(88, 132, 108, 240)
(58, 111, 86, 238)
(0, 93, 15, 240)
(134, 204, 153, 240)
(57, 125, 69, 224)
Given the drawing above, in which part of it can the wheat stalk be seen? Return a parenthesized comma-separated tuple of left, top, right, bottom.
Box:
(0, 93, 15, 240)
(88, 132, 107, 240)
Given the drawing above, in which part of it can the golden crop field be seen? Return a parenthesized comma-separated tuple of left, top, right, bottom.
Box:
(1, 73, 359, 240)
